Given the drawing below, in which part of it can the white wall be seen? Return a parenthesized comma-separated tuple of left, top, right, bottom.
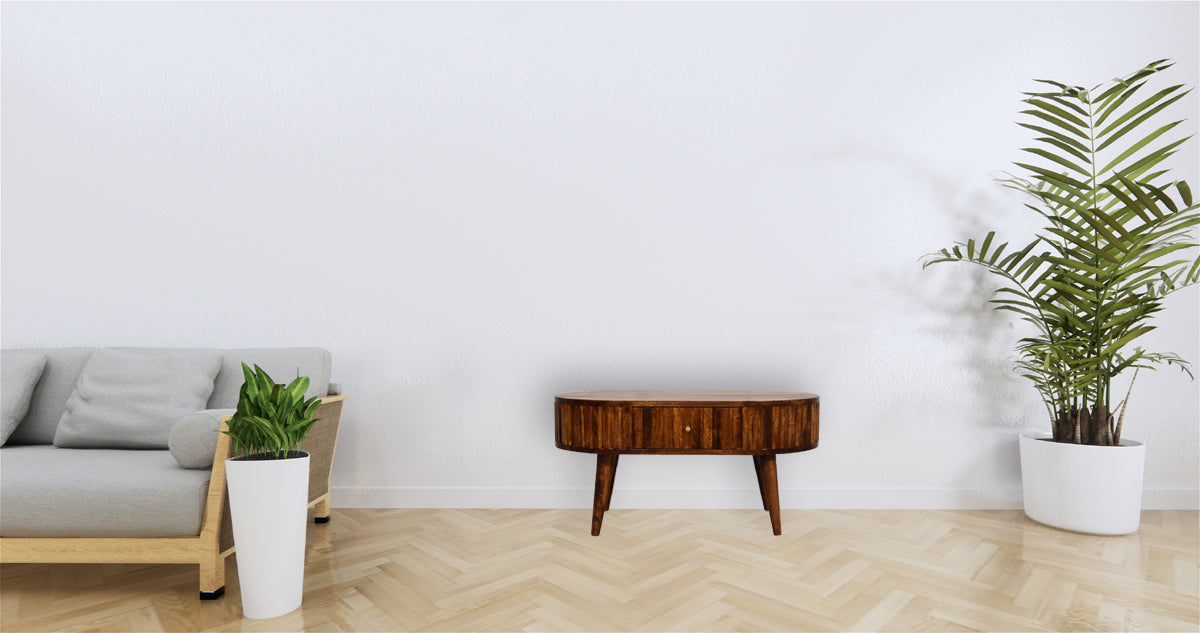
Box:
(3, 2, 1196, 510)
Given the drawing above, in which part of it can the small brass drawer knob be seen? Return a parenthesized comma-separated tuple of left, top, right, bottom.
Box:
(685, 426, 691, 432)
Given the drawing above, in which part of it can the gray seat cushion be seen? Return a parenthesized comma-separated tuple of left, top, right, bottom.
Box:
(0, 445, 211, 537)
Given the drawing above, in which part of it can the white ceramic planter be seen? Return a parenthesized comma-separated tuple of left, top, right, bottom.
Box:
(225, 451, 310, 619)
(1018, 432, 1145, 535)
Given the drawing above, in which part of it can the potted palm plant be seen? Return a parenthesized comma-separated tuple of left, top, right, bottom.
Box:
(224, 363, 322, 619)
(925, 60, 1198, 535)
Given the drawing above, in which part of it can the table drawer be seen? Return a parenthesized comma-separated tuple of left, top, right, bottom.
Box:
(632, 406, 744, 450)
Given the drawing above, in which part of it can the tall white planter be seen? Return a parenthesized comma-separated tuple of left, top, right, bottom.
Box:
(225, 452, 310, 619)
(1019, 432, 1145, 535)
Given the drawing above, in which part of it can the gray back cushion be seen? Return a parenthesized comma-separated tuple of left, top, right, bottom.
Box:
(2, 347, 332, 444)
(1, 352, 48, 445)
(4, 348, 94, 445)
(205, 348, 331, 408)
(53, 349, 223, 449)
(110, 347, 331, 408)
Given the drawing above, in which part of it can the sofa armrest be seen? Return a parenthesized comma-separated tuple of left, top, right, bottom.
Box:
(202, 415, 235, 553)
(299, 395, 346, 509)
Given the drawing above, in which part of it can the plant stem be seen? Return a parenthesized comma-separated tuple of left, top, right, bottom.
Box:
(1113, 368, 1139, 445)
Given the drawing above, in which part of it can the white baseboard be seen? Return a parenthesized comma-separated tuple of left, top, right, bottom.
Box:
(331, 486, 1198, 510)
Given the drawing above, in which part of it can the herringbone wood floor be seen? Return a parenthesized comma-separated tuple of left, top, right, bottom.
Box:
(1, 509, 1196, 632)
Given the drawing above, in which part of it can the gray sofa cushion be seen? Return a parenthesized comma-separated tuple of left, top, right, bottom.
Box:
(0, 445, 211, 537)
(108, 347, 332, 409)
(4, 348, 93, 445)
(168, 409, 234, 469)
(1, 352, 47, 446)
(207, 348, 332, 408)
(53, 349, 223, 449)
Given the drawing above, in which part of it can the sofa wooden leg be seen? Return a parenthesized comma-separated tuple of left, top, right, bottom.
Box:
(199, 555, 225, 600)
(314, 497, 331, 523)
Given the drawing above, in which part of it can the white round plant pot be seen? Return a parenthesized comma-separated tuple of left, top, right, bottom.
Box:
(1018, 432, 1145, 535)
(225, 451, 310, 619)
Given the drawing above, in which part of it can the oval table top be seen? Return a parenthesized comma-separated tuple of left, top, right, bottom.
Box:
(555, 390, 818, 407)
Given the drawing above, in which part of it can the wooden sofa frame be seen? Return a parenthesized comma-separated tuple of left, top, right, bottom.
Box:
(0, 395, 346, 599)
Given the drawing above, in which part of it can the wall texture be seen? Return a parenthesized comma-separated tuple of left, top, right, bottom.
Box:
(3, 2, 1196, 509)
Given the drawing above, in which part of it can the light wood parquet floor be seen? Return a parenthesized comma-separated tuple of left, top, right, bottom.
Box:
(1, 509, 1197, 632)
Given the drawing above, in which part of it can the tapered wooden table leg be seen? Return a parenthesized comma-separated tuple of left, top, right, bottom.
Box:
(602, 454, 618, 511)
(591, 454, 618, 536)
(752, 455, 769, 510)
(759, 454, 782, 535)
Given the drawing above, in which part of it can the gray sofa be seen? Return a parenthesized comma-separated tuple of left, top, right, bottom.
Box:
(0, 346, 345, 599)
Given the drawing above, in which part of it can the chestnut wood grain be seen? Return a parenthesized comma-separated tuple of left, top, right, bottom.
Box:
(754, 454, 782, 535)
(555, 390, 819, 535)
(591, 454, 618, 536)
(556, 392, 818, 454)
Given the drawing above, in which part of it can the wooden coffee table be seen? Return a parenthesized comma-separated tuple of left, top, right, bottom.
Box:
(554, 390, 819, 535)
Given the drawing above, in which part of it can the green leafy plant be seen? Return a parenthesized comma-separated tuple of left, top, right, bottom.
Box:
(224, 363, 323, 459)
(924, 60, 1199, 446)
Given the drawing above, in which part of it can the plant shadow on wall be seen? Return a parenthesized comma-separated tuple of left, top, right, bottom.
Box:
(835, 146, 1033, 428)
(802, 115, 1035, 429)
(915, 186, 1034, 428)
